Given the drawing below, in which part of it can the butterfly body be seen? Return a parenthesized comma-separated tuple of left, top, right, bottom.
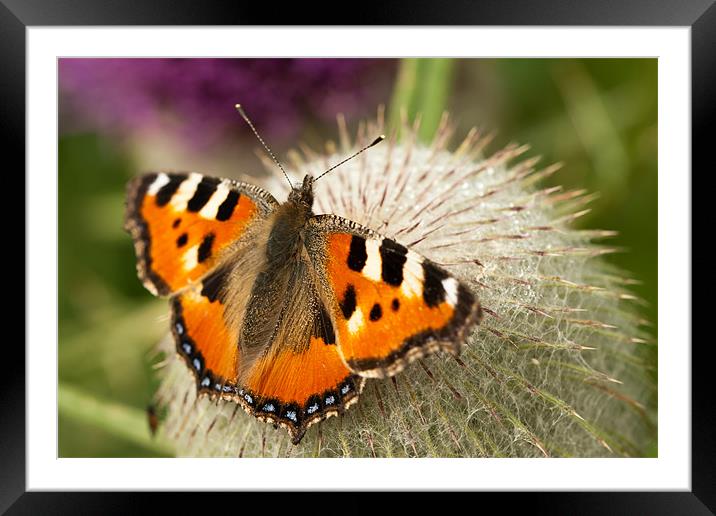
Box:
(126, 169, 482, 443)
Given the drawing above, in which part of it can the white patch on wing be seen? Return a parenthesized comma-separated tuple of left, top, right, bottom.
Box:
(171, 173, 203, 211)
(147, 173, 169, 195)
(362, 239, 382, 281)
(401, 252, 424, 298)
(199, 180, 231, 219)
(182, 244, 199, 271)
(442, 277, 459, 307)
(347, 307, 365, 334)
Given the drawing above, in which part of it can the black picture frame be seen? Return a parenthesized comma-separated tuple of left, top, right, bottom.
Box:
(5, 0, 709, 512)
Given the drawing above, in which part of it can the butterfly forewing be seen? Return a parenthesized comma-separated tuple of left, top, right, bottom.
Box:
(305, 214, 483, 378)
(125, 172, 278, 296)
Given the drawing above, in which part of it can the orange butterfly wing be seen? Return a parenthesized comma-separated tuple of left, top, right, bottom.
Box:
(171, 265, 241, 393)
(236, 269, 364, 443)
(241, 326, 364, 443)
(125, 172, 278, 296)
(306, 215, 483, 378)
(171, 260, 362, 444)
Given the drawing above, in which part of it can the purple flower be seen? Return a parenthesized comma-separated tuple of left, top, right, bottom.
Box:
(59, 58, 396, 149)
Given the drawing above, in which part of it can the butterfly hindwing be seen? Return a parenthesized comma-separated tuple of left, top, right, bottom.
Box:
(241, 327, 364, 443)
(236, 260, 364, 443)
(171, 264, 241, 394)
(306, 214, 483, 378)
(125, 172, 278, 296)
(171, 252, 363, 444)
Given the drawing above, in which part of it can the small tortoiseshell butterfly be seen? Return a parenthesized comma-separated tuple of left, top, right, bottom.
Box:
(125, 106, 483, 444)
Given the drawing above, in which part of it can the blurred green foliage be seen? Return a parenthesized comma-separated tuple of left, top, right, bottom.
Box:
(58, 58, 657, 457)
(389, 58, 455, 140)
(59, 133, 169, 456)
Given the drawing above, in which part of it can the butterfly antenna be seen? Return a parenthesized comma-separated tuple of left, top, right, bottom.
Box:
(314, 134, 385, 182)
(235, 104, 293, 188)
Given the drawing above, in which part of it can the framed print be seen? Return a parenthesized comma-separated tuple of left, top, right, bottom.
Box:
(5, 0, 710, 512)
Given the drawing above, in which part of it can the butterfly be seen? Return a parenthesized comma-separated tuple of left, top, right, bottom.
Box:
(124, 107, 483, 444)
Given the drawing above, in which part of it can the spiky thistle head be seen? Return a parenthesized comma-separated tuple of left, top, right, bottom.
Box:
(153, 110, 656, 458)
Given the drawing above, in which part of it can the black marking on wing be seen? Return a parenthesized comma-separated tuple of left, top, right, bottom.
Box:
(347, 235, 368, 272)
(369, 303, 383, 321)
(155, 174, 183, 207)
(313, 300, 336, 345)
(216, 190, 240, 221)
(187, 176, 220, 212)
(200, 264, 231, 303)
(340, 284, 357, 319)
(379, 238, 408, 286)
(197, 232, 215, 263)
(422, 260, 449, 308)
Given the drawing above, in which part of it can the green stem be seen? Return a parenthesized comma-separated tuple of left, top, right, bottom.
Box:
(388, 58, 456, 142)
(388, 58, 420, 134)
(416, 59, 455, 142)
(58, 382, 174, 456)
